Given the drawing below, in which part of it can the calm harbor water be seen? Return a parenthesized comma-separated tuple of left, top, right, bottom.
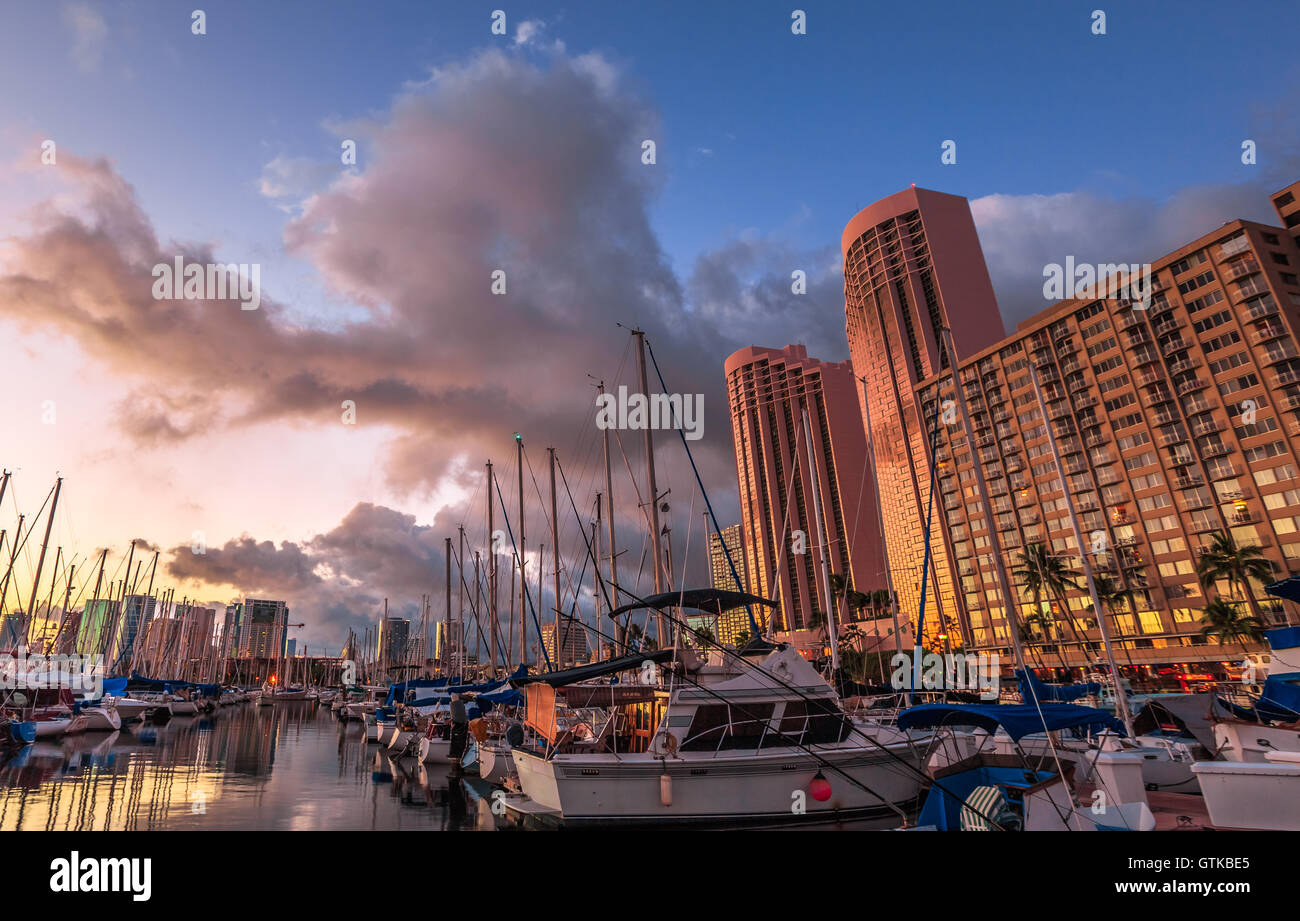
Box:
(0, 703, 499, 831)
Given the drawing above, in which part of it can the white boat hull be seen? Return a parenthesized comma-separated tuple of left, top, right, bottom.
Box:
(79, 707, 122, 732)
(418, 735, 453, 763)
(377, 722, 399, 746)
(1193, 755, 1300, 830)
(388, 728, 420, 752)
(1212, 719, 1300, 763)
(365, 717, 380, 741)
(31, 717, 74, 738)
(511, 743, 925, 825)
(111, 699, 155, 722)
(479, 741, 515, 784)
(170, 700, 199, 716)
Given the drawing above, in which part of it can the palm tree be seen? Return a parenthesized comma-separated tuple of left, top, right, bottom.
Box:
(1196, 531, 1274, 629)
(1014, 542, 1090, 670)
(1198, 597, 1266, 655)
(1090, 573, 1138, 669)
(692, 625, 715, 649)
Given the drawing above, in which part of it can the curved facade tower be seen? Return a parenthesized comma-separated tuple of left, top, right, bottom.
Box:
(842, 187, 1005, 647)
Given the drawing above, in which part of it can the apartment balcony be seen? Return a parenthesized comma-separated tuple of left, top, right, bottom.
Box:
(1167, 357, 1201, 375)
(1236, 279, 1269, 299)
(1274, 369, 1300, 387)
(1073, 395, 1098, 410)
(1251, 324, 1288, 344)
(1031, 351, 1053, 369)
(1167, 452, 1196, 467)
(1191, 419, 1223, 437)
(1161, 337, 1191, 356)
(1207, 462, 1242, 481)
(1119, 312, 1146, 331)
(1202, 442, 1233, 458)
(1183, 399, 1213, 414)
(1060, 358, 1083, 374)
(1175, 377, 1206, 396)
(1262, 344, 1300, 366)
(1245, 298, 1279, 321)
(1232, 509, 1260, 525)
(1053, 325, 1074, 342)
(1149, 386, 1175, 403)
(1134, 369, 1165, 387)
(1151, 409, 1178, 425)
(1283, 393, 1300, 412)
(992, 408, 1011, 422)
(1225, 257, 1261, 280)
(1084, 433, 1107, 449)
(1154, 316, 1185, 336)
(1173, 473, 1205, 489)
(1158, 431, 1188, 447)
(1130, 349, 1160, 367)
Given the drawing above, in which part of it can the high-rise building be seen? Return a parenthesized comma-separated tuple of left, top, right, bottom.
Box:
(707, 524, 754, 645)
(854, 181, 1300, 668)
(540, 620, 590, 665)
(175, 603, 216, 662)
(377, 617, 410, 666)
(76, 599, 120, 657)
(238, 599, 289, 658)
(842, 187, 1008, 654)
(725, 343, 886, 658)
(112, 594, 157, 668)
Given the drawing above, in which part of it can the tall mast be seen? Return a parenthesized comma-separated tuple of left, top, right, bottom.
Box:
(487, 461, 498, 674)
(474, 551, 482, 673)
(599, 382, 624, 650)
(39, 546, 61, 651)
(87, 549, 106, 656)
(517, 434, 526, 666)
(458, 525, 466, 682)
(23, 476, 61, 646)
(859, 376, 905, 664)
(801, 407, 840, 673)
(633, 330, 667, 646)
(548, 447, 561, 669)
(938, 326, 1028, 675)
(0, 514, 24, 617)
(444, 540, 451, 675)
(1029, 364, 1135, 737)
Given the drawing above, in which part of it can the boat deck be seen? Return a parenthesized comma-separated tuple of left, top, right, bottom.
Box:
(1072, 781, 1212, 830)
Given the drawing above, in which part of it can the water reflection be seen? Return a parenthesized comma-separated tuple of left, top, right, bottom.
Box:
(0, 703, 500, 831)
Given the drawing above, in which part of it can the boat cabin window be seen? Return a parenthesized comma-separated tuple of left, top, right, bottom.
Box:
(771, 699, 852, 746)
(680, 703, 775, 751)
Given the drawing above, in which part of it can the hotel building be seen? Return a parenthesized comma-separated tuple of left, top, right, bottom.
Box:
(842, 187, 1008, 651)
(707, 524, 756, 645)
(724, 344, 885, 657)
(848, 181, 1300, 669)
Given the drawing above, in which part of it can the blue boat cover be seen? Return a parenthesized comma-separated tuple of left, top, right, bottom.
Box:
(1265, 626, 1300, 651)
(101, 677, 129, 697)
(897, 702, 1125, 741)
(387, 665, 527, 704)
(1016, 669, 1102, 703)
(1265, 577, 1300, 604)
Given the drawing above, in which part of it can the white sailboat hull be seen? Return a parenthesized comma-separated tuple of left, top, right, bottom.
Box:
(511, 742, 925, 825)
(479, 742, 515, 784)
(31, 717, 74, 738)
(110, 698, 155, 722)
(418, 735, 453, 763)
(79, 707, 122, 732)
(377, 721, 399, 746)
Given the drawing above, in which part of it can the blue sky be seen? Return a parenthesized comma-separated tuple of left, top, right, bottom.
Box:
(3, 0, 1295, 294)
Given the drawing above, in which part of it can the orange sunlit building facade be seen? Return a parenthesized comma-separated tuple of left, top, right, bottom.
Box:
(846, 181, 1300, 669)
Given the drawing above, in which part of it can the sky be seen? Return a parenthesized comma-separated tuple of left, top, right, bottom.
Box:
(0, 0, 1297, 654)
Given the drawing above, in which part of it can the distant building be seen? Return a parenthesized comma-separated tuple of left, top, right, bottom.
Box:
(76, 599, 120, 656)
(377, 617, 411, 667)
(725, 343, 886, 658)
(112, 594, 158, 669)
(53, 609, 82, 655)
(707, 524, 754, 645)
(541, 620, 590, 666)
(175, 603, 216, 662)
(434, 621, 465, 669)
(239, 599, 289, 658)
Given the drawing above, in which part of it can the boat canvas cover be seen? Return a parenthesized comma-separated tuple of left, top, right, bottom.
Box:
(524, 683, 559, 743)
(1131, 694, 1225, 749)
(387, 665, 527, 704)
(1016, 669, 1101, 703)
(510, 649, 675, 688)
(606, 588, 774, 619)
(101, 677, 129, 698)
(897, 702, 1125, 741)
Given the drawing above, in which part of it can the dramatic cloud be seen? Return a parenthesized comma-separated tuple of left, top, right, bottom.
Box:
(972, 182, 1280, 328)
